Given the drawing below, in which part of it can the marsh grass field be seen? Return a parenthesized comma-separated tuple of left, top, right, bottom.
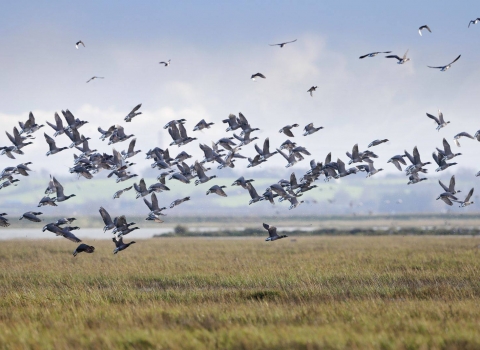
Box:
(1, 236, 480, 349)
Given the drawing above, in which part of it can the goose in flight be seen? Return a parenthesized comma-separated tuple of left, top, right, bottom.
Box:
(0, 176, 19, 190)
(251, 73, 266, 81)
(55, 218, 76, 226)
(247, 155, 266, 168)
(6, 126, 33, 151)
(386, 50, 410, 64)
(108, 125, 135, 145)
(121, 138, 141, 159)
(404, 146, 431, 175)
(427, 55, 461, 71)
(303, 123, 323, 136)
(124, 104, 142, 122)
(407, 172, 427, 185)
(75, 40, 85, 49)
(468, 18, 480, 27)
(38, 196, 57, 207)
(19, 212, 43, 222)
(159, 59, 171, 66)
(148, 182, 170, 193)
(368, 139, 389, 147)
(359, 51, 391, 59)
(86, 76, 104, 83)
(143, 192, 167, 216)
(426, 110, 450, 131)
(42, 133, 65, 155)
(73, 244, 95, 257)
(263, 223, 288, 241)
(231, 176, 254, 189)
(113, 237, 136, 254)
(42, 223, 81, 242)
(194, 161, 217, 185)
(453, 188, 475, 207)
(113, 215, 137, 236)
(387, 155, 408, 171)
(439, 175, 461, 195)
(307, 86, 317, 96)
(193, 119, 214, 131)
(19, 112, 44, 135)
(255, 138, 278, 161)
(436, 138, 461, 162)
(269, 39, 297, 48)
(62, 109, 88, 132)
(246, 183, 264, 205)
(418, 25, 431, 36)
(199, 143, 223, 163)
(113, 186, 133, 199)
(169, 196, 190, 209)
(453, 132, 474, 147)
(168, 172, 190, 184)
(99, 207, 115, 232)
(279, 124, 299, 137)
(432, 152, 457, 172)
(436, 192, 458, 206)
(134, 178, 150, 199)
(206, 185, 228, 197)
(53, 177, 76, 202)
(222, 114, 242, 132)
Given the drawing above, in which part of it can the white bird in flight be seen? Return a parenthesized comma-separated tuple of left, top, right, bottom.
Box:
(86, 76, 104, 83)
(427, 55, 461, 71)
(269, 39, 297, 48)
(359, 51, 391, 59)
(75, 40, 85, 49)
(468, 18, 480, 27)
(385, 50, 410, 64)
(418, 25, 431, 36)
(251, 73, 266, 81)
(159, 60, 171, 67)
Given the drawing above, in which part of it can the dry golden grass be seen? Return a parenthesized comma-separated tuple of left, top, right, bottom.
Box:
(1, 236, 480, 349)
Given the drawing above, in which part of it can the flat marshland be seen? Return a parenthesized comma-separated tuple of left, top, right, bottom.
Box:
(1, 237, 480, 349)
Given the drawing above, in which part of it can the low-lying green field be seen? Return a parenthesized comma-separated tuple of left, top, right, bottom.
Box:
(1, 236, 480, 349)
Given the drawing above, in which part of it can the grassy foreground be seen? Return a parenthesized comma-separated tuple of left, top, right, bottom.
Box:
(1, 237, 480, 349)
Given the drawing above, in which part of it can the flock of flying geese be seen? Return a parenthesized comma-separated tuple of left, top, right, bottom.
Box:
(0, 20, 479, 251)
